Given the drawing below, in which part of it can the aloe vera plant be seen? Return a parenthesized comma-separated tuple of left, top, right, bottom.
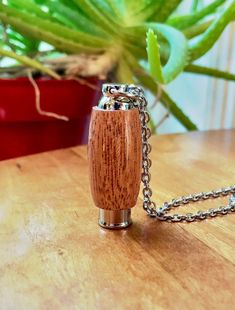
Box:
(0, 0, 235, 130)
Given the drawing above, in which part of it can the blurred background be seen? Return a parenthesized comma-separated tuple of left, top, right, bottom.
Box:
(0, 0, 235, 159)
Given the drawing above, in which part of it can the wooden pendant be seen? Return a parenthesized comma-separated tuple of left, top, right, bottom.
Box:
(88, 107, 142, 211)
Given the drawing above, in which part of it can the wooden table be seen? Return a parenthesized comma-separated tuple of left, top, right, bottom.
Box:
(0, 129, 235, 310)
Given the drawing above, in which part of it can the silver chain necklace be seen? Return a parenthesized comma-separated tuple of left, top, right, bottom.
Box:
(103, 84, 235, 222)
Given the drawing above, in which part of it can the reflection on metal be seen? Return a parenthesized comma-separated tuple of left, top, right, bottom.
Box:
(98, 209, 132, 229)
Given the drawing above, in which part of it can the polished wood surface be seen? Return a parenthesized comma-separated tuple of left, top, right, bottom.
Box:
(0, 129, 235, 310)
(88, 107, 142, 210)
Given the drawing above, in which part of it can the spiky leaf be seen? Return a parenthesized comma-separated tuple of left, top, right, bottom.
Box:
(146, 24, 188, 84)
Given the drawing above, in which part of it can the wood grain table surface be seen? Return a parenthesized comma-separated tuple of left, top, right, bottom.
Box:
(0, 129, 235, 310)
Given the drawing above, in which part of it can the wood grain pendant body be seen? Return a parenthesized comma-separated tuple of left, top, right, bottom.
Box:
(88, 107, 142, 211)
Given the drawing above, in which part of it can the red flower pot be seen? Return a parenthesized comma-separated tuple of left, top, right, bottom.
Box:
(0, 77, 101, 160)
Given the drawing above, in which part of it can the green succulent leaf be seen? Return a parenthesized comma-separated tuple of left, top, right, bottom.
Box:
(123, 0, 163, 23)
(0, 47, 60, 79)
(116, 58, 135, 84)
(185, 64, 235, 81)
(150, 0, 184, 22)
(123, 0, 149, 14)
(42, 0, 108, 37)
(105, 0, 125, 20)
(8, 0, 48, 19)
(189, 0, 235, 60)
(90, 0, 115, 20)
(0, 4, 107, 53)
(167, 0, 226, 29)
(146, 29, 164, 83)
(146, 24, 188, 84)
(191, 0, 200, 12)
(183, 20, 213, 39)
(72, 0, 119, 35)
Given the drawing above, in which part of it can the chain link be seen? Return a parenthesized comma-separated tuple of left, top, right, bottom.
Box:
(103, 84, 235, 222)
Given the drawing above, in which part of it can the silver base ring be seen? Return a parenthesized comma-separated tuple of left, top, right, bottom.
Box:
(98, 209, 132, 229)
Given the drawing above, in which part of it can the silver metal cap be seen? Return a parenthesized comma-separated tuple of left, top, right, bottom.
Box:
(98, 84, 144, 111)
(98, 209, 132, 229)
(98, 96, 134, 111)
